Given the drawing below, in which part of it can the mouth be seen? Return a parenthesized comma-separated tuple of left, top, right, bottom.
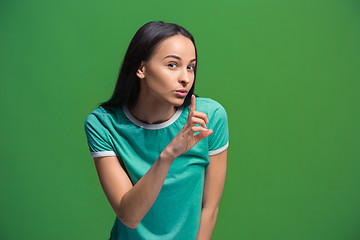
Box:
(175, 89, 188, 98)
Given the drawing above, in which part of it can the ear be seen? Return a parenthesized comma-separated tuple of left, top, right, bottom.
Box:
(136, 61, 146, 79)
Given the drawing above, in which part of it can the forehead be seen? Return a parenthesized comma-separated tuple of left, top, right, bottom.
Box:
(150, 35, 196, 60)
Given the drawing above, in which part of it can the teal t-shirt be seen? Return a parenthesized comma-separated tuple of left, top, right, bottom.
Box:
(84, 97, 229, 240)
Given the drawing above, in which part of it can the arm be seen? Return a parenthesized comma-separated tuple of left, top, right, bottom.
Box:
(92, 95, 212, 229)
(94, 149, 175, 229)
(196, 149, 227, 240)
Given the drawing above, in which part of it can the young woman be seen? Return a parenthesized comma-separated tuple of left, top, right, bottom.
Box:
(84, 21, 229, 240)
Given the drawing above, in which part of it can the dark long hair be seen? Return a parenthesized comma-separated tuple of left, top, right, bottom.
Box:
(100, 21, 198, 108)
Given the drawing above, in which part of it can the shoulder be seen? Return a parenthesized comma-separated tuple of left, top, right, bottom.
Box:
(84, 106, 120, 128)
(85, 106, 107, 124)
(197, 97, 229, 152)
(195, 97, 227, 116)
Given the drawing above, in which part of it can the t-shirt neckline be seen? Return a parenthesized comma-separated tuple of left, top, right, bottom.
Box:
(122, 104, 184, 130)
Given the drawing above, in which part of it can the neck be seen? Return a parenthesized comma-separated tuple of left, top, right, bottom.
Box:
(128, 94, 177, 125)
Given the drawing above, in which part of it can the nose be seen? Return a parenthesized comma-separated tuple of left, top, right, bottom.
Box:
(178, 68, 191, 85)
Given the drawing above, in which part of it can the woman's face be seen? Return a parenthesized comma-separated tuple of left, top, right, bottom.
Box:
(136, 34, 196, 107)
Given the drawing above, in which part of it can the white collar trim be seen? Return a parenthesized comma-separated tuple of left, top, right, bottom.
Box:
(123, 104, 184, 130)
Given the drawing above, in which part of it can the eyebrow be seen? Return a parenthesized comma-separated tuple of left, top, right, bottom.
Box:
(163, 55, 196, 62)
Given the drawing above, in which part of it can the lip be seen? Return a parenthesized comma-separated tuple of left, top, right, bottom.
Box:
(175, 89, 188, 98)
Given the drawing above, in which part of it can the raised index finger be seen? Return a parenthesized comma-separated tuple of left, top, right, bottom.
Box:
(189, 94, 196, 116)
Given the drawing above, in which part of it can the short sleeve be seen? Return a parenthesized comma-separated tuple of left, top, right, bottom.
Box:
(208, 101, 229, 156)
(84, 112, 116, 158)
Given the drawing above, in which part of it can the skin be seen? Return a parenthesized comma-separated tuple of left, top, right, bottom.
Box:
(93, 34, 227, 239)
(131, 34, 197, 124)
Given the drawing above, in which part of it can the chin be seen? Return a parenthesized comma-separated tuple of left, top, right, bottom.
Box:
(171, 97, 185, 107)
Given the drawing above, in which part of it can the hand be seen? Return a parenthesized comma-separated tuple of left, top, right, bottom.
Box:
(166, 95, 213, 158)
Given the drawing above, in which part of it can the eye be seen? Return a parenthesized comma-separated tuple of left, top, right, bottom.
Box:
(168, 63, 177, 69)
(187, 65, 195, 71)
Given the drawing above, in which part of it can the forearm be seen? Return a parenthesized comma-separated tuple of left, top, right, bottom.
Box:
(196, 207, 219, 240)
(117, 149, 175, 228)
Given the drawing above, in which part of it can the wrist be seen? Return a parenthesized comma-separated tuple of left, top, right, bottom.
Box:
(160, 147, 177, 164)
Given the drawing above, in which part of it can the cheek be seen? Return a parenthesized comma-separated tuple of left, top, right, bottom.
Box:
(189, 73, 195, 84)
(149, 69, 173, 85)
(146, 71, 173, 94)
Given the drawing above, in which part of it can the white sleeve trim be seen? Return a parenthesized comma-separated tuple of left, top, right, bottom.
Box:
(209, 142, 229, 156)
(91, 151, 117, 158)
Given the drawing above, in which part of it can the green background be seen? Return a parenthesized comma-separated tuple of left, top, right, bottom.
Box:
(1, 0, 359, 239)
